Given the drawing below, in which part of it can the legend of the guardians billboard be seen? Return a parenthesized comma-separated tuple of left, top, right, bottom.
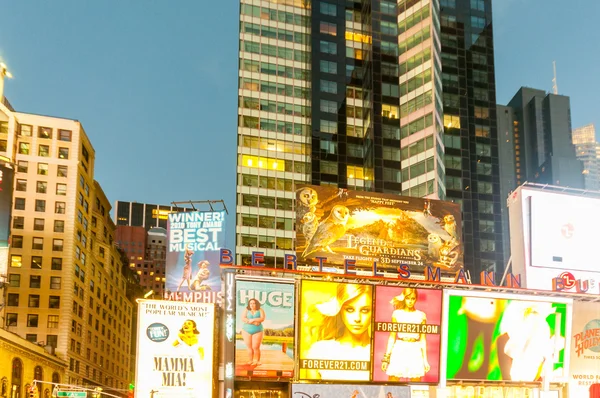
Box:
(295, 185, 463, 273)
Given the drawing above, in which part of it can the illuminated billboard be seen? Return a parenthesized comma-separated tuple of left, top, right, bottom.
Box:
(569, 301, 600, 397)
(508, 186, 600, 294)
(295, 185, 463, 272)
(291, 383, 410, 397)
(445, 291, 571, 382)
(372, 286, 442, 383)
(165, 210, 226, 303)
(298, 280, 373, 381)
(235, 280, 295, 378)
(0, 164, 14, 247)
(135, 300, 216, 398)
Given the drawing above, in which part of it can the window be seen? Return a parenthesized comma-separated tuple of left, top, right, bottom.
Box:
(27, 314, 39, 327)
(6, 313, 17, 327)
(59, 129, 72, 141)
(320, 60, 337, 74)
(475, 125, 490, 138)
(56, 183, 67, 196)
(6, 274, 21, 290)
(381, 0, 396, 14)
(381, 83, 399, 97)
(14, 197, 25, 210)
(10, 255, 22, 268)
(50, 276, 61, 289)
(320, 80, 337, 94)
(49, 296, 61, 309)
(16, 179, 27, 191)
(480, 239, 496, 252)
(477, 162, 492, 175)
(38, 145, 50, 157)
(11, 235, 23, 248)
(320, 99, 337, 114)
(320, 120, 337, 134)
(320, 161, 337, 174)
(382, 104, 399, 119)
(51, 258, 62, 271)
(320, 40, 337, 54)
(13, 216, 24, 229)
(53, 239, 64, 252)
(479, 220, 495, 233)
(479, 200, 494, 214)
(477, 181, 493, 194)
(57, 165, 68, 177)
(37, 163, 49, 176)
(29, 275, 42, 290)
(19, 142, 30, 154)
(474, 106, 489, 119)
(29, 294, 40, 307)
(31, 256, 43, 269)
(476, 143, 491, 156)
(320, 2, 336, 16)
(54, 220, 65, 233)
(17, 160, 28, 173)
(446, 176, 462, 190)
(445, 155, 462, 170)
(471, 0, 485, 11)
(19, 124, 33, 136)
(36, 181, 47, 194)
(320, 21, 336, 36)
(38, 127, 52, 139)
(35, 199, 46, 212)
(55, 201, 66, 214)
(472, 53, 487, 65)
(7, 294, 19, 306)
(58, 147, 69, 159)
(48, 315, 60, 329)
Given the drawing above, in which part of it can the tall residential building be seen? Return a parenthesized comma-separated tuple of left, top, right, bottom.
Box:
(236, 0, 504, 278)
(0, 102, 135, 396)
(113, 200, 183, 230)
(497, 87, 584, 262)
(572, 124, 600, 191)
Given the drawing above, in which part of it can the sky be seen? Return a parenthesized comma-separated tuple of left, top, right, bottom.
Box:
(1, 0, 599, 244)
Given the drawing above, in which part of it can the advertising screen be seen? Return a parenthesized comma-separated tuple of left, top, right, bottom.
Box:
(569, 301, 600, 397)
(298, 280, 373, 381)
(135, 300, 215, 398)
(235, 280, 295, 378)
(291, 383, 410, 398)
(446, 293, 570, 382)
(0, 164, 14, 247)
(165, 210, 226, 303)
(372, 286, 442, 383)
(295, 185, 463, 273)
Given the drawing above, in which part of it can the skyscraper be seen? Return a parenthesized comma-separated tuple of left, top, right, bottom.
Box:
(236, 0, 504, 278)
(572, 124, 600, 191)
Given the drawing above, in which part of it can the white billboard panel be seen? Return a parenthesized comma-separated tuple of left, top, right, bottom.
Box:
(135, 300, 216, 398)
(508, 186, 600, 295)
(569, 301, 600, 397)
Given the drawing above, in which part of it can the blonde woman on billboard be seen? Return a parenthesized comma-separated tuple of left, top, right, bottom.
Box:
(381, 288, 430, 381)
(176, 245, 194, 292)
(240, 298, 266, 366)
(190, 260, 210, 291)
(173, 319, 205, 360)
(303, 283, 372, 381)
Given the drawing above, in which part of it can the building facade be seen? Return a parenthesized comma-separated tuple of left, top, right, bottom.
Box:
(497, 87, 584, 263)
(236, 0, 503, 278)
(572, 124, 600, 191)
(0, 104, 134, 396)
(113, 201, 181, 231)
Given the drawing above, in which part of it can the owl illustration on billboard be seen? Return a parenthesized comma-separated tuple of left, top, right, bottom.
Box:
(301, 212, 319, 244)
(302, 205, 349, 257)
(297, 187, 319, 221)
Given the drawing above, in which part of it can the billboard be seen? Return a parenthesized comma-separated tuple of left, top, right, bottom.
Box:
(508, 186, 600, 294)
(569, 301, 600, 397)
(291, 383, 410, 398)
(298, 280, 373, 381)
(295, 185, 463, 273)
(135, 300, 216, 398)
(0, 164, 14, 247)
(165, 210, 226, 302)
(445, 291, 571, 382)
(235, 280, 295, 378)
(372, 286, 442, 383)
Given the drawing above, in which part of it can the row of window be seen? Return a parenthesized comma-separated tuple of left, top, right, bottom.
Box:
(399, 5, 430, 35)
(13, 216, 64, 232)
(18, 142, 70, 158)
(242, 40, 310, 63)
(6, 275, 62, 294)
(241, 59, 309, 81)
(14, 197, 66, 213)
(241, 194, 294, 211)
(11, 244, 63, 263)
(241, 173, 304, 192)
(16, 160, 69, 177)
(15, 180, 68, 195)
(240, 96, 311, 117)
(17, 124, 72, 141)
(239, 115, 309, 135)
(240, 234, 293, 250)
(240, 214, 294, 231)
(240, 135, 307, 155)
(240, 4, 309, 27)
(240, 77, 310, 99)
(241, 22, 309, 45)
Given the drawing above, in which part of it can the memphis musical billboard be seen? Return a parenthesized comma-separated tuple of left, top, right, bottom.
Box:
(295, 185, 463, 273)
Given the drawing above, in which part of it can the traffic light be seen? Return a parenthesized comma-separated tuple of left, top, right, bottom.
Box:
(27, 385, 38, 398)
(128, 383, 135, 398)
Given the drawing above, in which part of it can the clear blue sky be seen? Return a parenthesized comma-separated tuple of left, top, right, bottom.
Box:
(1, 0, 599, 244)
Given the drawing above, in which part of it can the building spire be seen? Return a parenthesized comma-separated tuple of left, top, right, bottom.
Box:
(552, 61, 558, 95)
(0, 62, 13, 101)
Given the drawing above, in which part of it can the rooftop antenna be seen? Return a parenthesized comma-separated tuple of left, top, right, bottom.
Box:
(552, 60, 558, 94)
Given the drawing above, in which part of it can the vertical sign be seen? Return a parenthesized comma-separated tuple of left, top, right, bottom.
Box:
(569, 301, 600, 397)
(223, 271, 235, 398)
(0, 164, 14, 246)
(165, 210, 226, 303)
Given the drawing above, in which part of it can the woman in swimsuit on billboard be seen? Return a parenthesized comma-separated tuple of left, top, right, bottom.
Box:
(240, 298, 266, 366)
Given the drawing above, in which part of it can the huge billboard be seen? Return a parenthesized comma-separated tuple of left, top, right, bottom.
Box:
(295, 185, 463, 273)
(0, 164, 14, 247)
(569, 301, 600, 397)
(235, 280, 295, 378)
(445, 291, 571, 382)
(508, 186, 600, 294)
(165, 210, 226, 302)
(298, 280, 373, 381)
(372, 286, 442, 383)
(135, 300, 216, 398)
(291, 383, 410, 398)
